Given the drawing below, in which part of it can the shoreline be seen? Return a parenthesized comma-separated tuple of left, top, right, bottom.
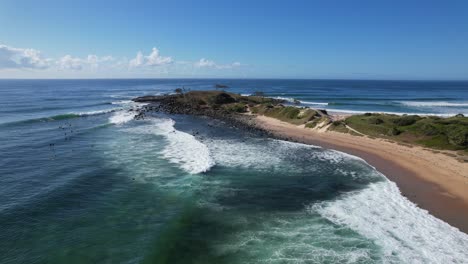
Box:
(133, 91, 468, 233)
(252, 114, 468, 233)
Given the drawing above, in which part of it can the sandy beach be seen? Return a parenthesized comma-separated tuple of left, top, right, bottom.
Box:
(254, 114, 468, 233)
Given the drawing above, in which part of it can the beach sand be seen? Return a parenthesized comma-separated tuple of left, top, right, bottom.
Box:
(253, 115, 468, 233)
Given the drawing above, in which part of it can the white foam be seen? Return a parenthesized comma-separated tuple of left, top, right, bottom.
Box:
(272, 96, 329, 106)
(111, 100, 149, 107)
(310, 180, 468, 263)
(77, 108, 119, 116)
(128, 118, 215, 174)
(266, 100, 464, 117)
(202, 138, 365, 173)
(109, 94, 134, 99)
(111, 100, 132, 105)
(398, 101, 468, 107)
(109, 111, 136, 124)
(274, 96, 296, 102)
(326, 109, 465, 117)
(301, 101, 329, 106)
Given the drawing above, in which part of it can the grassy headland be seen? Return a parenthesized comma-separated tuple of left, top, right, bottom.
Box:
(329, 113, 468, 152)
(134, 90, 468, 153)
(133, 90, 468, 231)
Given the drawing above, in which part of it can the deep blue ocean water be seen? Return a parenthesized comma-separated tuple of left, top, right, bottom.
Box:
(1, 79, 468, 263)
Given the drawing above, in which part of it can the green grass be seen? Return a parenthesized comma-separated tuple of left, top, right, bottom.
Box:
(222, 103, 247, 113)
(328, 121, 350, 133)
(330, 113, 468, 151)
(174, 91, 279, 108)
(305, 116, 330, 128)
(251, 105, 320, 125)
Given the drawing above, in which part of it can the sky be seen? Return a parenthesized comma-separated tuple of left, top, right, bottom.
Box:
(0, 0, 467, 80)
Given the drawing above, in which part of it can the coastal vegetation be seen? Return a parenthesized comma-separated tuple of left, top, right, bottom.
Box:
(133, 90, 281, 116)
(251, 104, 329, 126)
(330, 113, 468, 151)
(134, 90, 467, 153)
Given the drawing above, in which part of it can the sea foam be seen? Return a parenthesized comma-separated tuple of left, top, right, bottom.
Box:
(109, 111, 136, 125)
(127, 118, 215, 174)
(397, 101, 468, 107)
(310, 179, 468, 263)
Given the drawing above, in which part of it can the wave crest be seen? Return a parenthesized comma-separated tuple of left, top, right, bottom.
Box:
(310, 180, 468, 263)
(126, 118, 215, 174)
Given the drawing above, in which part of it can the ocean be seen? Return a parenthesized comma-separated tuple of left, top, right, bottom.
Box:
(1, 79, 467, 263)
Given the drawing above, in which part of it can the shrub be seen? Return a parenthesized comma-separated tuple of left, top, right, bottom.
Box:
(280, 107, 300, 119)
(224, 103, 247, 113)
(387, 127, 401, 136)
(211, 93, 236, 105)
(368, 117, 384, 125)
(305, 121, 318, 128)
(332, 120, 342, 126)
(446, 126, 468, 147)
(419, 123, 439, 136)
(394, 115, 421, 126)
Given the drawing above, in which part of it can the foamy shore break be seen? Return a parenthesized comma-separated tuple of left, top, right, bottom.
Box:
(133, 90, 468, 233)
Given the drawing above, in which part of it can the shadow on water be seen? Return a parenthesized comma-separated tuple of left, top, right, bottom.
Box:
(208, 168, 370, 212)
(142, 205, 241, 264)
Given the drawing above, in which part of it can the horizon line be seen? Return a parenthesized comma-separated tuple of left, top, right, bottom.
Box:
(0, 77, 467, 82)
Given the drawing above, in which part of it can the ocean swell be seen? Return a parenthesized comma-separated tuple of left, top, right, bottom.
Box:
(0, 108, 120, 126)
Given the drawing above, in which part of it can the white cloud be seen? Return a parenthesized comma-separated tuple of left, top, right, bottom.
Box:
(57, 54, 115, 71)
(129, 47, 172, 67)
(195, 58, 242, 69)
(195, 58, 216, 68)
(57, 55, 83, 70)
(0, 43, 243, 77)
(0, 44, 51, 69)
(87, 55, 114, 66)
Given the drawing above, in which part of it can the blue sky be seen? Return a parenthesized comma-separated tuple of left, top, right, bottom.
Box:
(0, 0, 467, 79)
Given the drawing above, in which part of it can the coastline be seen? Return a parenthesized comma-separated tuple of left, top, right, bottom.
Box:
(253, 114, 468, 233)
(134, 91, 468, 233)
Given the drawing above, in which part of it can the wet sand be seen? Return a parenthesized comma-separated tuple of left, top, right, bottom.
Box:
(254, 115, 468, 233)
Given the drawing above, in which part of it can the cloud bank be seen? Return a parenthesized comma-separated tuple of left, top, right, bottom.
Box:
(0, 44, 244, 78)
(0, 45, 51, 69)
(195, 58, 241, 69)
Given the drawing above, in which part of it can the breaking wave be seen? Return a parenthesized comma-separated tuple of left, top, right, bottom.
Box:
(310, 180, 468, 263)
(108, 111, 136, 125)
(125, 118, 215, 174)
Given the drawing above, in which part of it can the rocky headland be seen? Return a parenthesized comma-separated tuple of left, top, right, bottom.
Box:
(132, 90, 468, 233)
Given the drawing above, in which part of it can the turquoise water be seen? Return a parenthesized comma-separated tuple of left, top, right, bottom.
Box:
(1, 79, 468, 263)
